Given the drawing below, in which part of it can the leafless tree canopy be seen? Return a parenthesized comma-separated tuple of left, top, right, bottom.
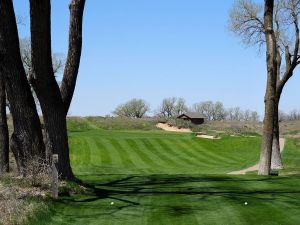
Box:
(229, 0, 265, 46)
(229, 0, 300, 60)
(192, 101, 260, 122)
(157, 97, 188, 118)
(113, 99, 150, 118)
(20, 38, 65, 78)
(279, 109, 300, 120)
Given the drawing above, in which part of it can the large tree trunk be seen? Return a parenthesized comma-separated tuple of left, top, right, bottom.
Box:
(0, 75, 9, 173)
(60, 0, 85, 114)
(258, 0, 277, 175)
(0, 0, 45, 175)
(271, 98, 283, 169)
(29, 0, 75, 180)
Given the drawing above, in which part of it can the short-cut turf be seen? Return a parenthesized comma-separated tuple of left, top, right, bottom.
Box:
(31, 129, 300, 225)
(69, 130, 261, 176)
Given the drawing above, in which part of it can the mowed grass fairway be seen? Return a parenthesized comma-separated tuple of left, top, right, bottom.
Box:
(69, 130, 261, 175)
(36, 129, 300, 225)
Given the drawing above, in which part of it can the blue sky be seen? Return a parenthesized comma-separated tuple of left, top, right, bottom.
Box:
(13, 0, 300, 116)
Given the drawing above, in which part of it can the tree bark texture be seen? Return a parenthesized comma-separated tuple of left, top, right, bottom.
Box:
(269, 9, 300, 169)
(60, 0, 85, 114)
(258, 0, 277, 175)
(0, 0, 45, 175)
(29, 0, 75, 180)
(271, 97, 283, 169)
(0, 74, 9, 173)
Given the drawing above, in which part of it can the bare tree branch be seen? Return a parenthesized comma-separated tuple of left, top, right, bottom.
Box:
(229, 0, 265, 46)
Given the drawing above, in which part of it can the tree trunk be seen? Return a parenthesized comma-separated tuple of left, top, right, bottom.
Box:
(0, 0, 45, 175)
(258, 0, 277, 175)
(0, 75, 9, 173)
(29, 0, 75, 180)
(60, 0, 85, 114)
(271, 98, 283, 169)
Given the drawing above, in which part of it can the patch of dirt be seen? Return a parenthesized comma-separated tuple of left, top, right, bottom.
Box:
(287, 133, 300, 139)
(280, 120, 300, 134)
(156, 123, 192, 133)
(228, 138, 285, 175)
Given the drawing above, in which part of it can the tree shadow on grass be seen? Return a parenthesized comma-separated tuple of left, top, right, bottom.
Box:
(66, 174, 300, 217)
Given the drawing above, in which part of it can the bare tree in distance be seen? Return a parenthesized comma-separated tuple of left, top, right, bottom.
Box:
(192, 101, 260, 122)
(192, 101, 215, 120)
(20, 38, 65, 111)
(250, 111, 260, 122)
(227, 107, 244, 121)
(113, 99, 150, 118)
(173, 97, 188, 117)
(212, 102, 227, 121)
(229, 0, 300, 172)
(279, 109, 300, 121)
(157, 97, 177, 118)
(20, 38, 65, 78)
(156, 97, 189, 118)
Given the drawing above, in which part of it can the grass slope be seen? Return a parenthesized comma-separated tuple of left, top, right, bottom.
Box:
(69, 130, 261, 176)
(30, 128, 300, 225)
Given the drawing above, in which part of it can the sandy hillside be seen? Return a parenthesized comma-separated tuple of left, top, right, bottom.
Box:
(156, 123, 192, 133)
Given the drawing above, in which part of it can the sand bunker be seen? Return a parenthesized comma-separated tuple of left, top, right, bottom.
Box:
(196, 135, 220, 140)
(156, 123, 192, 133)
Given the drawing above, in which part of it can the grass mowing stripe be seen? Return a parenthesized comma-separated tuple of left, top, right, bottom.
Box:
(139, 138, 185, 169)
(82, 136, 102, 166)
(154, 138, 202, 168)
(100, 138, 124, 167)
(69, 137, 80, 165)
(72, 137, 91, 166)
(114, 139, 152, 173)
(108, 138, 137, 168)
(137, 138, 182, 171)
(92, 138, 113, 165)
(189, 139, 237, 164)
(165, 139, 210, 167)
(179, 139, 224, 166)
(166, 139, 215, 168)
(124, 139, 161, 172)
(198, 137, 258, 164)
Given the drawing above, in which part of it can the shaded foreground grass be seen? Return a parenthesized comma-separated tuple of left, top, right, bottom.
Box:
(29, 129, 300, 225)
(36, 175, 300, 225)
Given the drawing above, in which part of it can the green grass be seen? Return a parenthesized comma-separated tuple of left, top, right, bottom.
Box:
(67, 117, 159, 132)
(68, 130, 261, 176)
(31, 128, 300, 225)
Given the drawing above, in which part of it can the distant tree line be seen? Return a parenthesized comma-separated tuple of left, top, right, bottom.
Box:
(279, 110, 300, 121)
(113, 97, 260, 122)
